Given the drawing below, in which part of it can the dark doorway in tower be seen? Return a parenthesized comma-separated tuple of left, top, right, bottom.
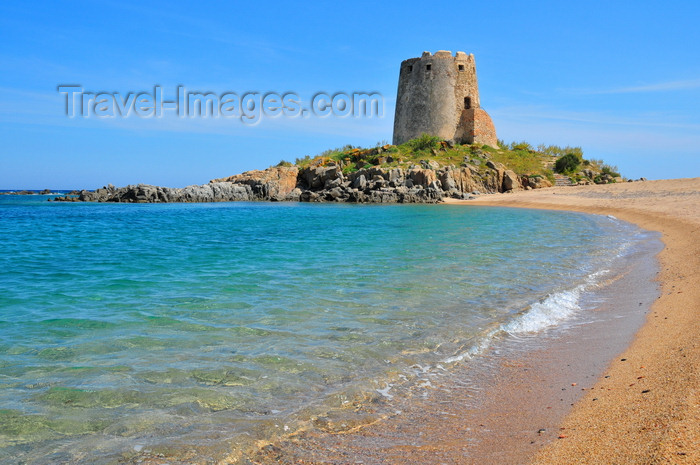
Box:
(464, 97, 472, 109)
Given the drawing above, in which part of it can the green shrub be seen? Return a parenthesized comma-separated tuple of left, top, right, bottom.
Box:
(294, 155, 311, 166)
(276, 160, 293, 167)
(555, 153, 581, 174)
(601, 164, 620, 177)
(510, 141, 533, 151)
(407, 133, 441, 151)
(317, 144, 354, 158)
(539, 144, 584, 159)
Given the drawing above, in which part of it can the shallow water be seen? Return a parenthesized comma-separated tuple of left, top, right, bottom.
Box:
(0, 197, 654, 463)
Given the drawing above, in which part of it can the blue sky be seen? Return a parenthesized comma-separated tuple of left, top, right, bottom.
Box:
(1, 0, 699, 189)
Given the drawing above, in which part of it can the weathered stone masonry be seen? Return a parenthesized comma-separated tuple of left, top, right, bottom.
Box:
(392, 50, 498, 148)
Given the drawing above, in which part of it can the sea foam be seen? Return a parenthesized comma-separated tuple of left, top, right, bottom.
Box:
(444, 268, 611, 364)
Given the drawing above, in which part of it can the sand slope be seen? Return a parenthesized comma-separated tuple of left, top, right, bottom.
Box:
(448, 178, 700, 464)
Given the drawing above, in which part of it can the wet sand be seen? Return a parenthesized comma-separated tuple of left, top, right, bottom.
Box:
(249, 253, 661, 465)
(451, 177, 700, 464)
(244, 178, 698, 464)
(131, 178, 698, 464)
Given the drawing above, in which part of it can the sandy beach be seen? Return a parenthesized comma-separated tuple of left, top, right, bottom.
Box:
(53, 178, 696, 465)
(241, 178, 699, 465)
(451, 177, 700, 464)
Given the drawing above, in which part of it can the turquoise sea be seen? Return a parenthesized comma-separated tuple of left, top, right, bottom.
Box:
(0, 195, 658, 464)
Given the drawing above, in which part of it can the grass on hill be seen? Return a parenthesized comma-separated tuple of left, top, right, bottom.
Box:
(278, 135, 620, 185)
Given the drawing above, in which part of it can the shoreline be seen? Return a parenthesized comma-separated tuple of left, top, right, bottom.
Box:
(245, 207, 663, 464)
(3, 179, 696, 464)
(247, 178, 698, 464)
(450, 178, 700, 463)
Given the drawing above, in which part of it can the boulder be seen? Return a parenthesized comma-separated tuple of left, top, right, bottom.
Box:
(485, 160, 506, 192)
(297, 166, 340, 190)
(324, 187, 346, 201)
(324, 177, 342, 189)
(285, 188, 302, 201)
(388, 168, 403, 183)
(367, 166, 387, 180)
(439, 171, 457, 191)
(299, 191, 322, 202)
(449, 168, 482, 193)
(211, 166, 298, 198)
(408, 169, 437, 188)
(502, 170, 519, 191)
(352, 174, 367, 190)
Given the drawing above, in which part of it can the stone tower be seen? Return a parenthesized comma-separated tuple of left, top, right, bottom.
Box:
(392, 50, 498, 148)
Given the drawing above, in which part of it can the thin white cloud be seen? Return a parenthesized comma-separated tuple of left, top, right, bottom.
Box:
(565, 78, 700, 95)
(493, 113, 700, 180)
(490, 105, 700, 130)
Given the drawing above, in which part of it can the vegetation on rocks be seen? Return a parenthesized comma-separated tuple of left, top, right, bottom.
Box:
(53, 136, 625, 204)
(291, 136, 620, 187)
(554, 153, 582, 175)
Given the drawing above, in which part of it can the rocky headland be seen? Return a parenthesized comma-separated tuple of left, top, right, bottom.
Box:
(1, 189, 61, 195)
(50, 138, 638, 204)
(52, 160, 550, 204)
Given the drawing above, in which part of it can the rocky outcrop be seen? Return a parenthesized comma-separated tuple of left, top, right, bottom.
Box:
(55, 159, 546, 204)
(210, 166, 298, 200)
(1, 189, 56, 195)
(521, 175, 553, 190)
(73, 182, 255, 203)
(502, 170, 520, 191)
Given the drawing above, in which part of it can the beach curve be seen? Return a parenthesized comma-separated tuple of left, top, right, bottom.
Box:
(447, 177, 700, 464)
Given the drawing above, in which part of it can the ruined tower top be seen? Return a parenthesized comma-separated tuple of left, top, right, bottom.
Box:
(392, 50, 498, 148)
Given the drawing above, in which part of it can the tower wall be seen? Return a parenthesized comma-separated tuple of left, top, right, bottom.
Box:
(392, 50, 498, 148)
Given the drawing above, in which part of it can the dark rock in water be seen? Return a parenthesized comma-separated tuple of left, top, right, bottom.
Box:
(324, 187, 345, 201)
(285, 188, 302, 201)
(51, 195, 80, 202)
(39, 189, 51, 195)
(299, 191, 322, 202)
(6, 190, 35, 195)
